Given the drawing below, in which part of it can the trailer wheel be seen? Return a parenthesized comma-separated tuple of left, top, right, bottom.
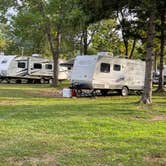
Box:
(121, 87, 129, 96)
(6, 78, 10, 84)
(49, 79, 53, 84)
(40, 79, 45, 84)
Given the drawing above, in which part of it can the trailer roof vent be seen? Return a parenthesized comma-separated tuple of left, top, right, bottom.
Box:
(32, 54, 41, 57)
(97, 52, 113, 57)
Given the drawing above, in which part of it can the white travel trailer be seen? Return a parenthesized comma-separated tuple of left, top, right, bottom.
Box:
(71, 54, 145, 96)
(0, 55, 69, 83)
(0, 55, 28, 78)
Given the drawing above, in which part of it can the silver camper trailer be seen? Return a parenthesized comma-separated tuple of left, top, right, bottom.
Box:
(153, 65, 166, 84)
(71, 54, 145, 96)
(0, 54, 69, 83)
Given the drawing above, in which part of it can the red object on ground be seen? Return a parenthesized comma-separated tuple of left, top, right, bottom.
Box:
(71, 89, 76, 97)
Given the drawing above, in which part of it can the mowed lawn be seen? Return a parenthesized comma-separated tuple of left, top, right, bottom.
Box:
(0, 84, 166, 166)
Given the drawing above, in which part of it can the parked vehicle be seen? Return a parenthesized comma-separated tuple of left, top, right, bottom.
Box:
(70, 54, 145, 96)
(0, 54, 69, 83)
(59, 58, 75, 80)
(153, 65, 166, 84)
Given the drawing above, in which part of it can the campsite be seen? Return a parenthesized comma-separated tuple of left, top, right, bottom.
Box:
(0, 0, 166, 165)
(0, 54, 69, 84)
(0, 84, 166, 165)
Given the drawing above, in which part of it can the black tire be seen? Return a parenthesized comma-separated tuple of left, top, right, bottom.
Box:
(6, 79, 10, 84)
(121, 87, 129, 96)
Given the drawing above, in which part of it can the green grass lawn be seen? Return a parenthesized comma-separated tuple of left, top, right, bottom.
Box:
(0, 84, 166, 166)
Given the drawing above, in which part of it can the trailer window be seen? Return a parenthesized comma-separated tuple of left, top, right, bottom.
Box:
(1, 60, 7, 64)
(100, 63, 110, 73)
(34, 63, 42, 69)
(113, 64, 121, 71)
(45, 64, 52, 70)
(18, 62, 26, 68)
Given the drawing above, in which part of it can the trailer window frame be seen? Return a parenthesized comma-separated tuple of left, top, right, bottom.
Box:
(34, 63, 42, 69)
(18, 62, 26, 68)
(45, 64, 52, 70)
(100, 63, 110, 73)
(113, 64, 121, 71)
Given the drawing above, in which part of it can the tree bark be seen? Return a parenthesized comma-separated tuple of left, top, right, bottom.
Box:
(83, 27, 88, 55)
(80, 33, 83, 55)
(157, 9, 165, 92)
(140, 12, 155, 104)
(123, 37, 128, 57)
(154, 53, 158, 73)
(44, 21, 60, 87)
(119, 10, 129, 58)
(39, 2, 60, 87)
(129, 38, 136, 59)
(52, 30, 61, 87)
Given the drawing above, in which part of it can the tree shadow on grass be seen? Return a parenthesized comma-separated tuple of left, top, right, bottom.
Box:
(0, 102, 148, 121)
(0, 89, 42, 98)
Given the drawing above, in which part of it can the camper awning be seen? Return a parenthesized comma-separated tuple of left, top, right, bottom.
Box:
(60, 58, 75, 67)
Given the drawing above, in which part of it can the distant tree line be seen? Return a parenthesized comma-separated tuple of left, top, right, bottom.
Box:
(0, 0, 165, 104)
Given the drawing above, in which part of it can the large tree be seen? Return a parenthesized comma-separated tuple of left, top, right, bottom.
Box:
(80, 0, 160, 104)
(156, 1, 166, 92)
(10, 0, 82, 87)
(140, 11, 155, 104)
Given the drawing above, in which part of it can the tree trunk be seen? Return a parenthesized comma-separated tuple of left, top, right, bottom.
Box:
(45, 20, 60, 87)
(80, 33, 83, 55)
(129, 38, 136, 59)
(140, 12, 155, 104)
(154, 53, 158, 73)
(83, 27, 88, 55)
(157, 9, 165, 92)
(39, 2, 60, 87)
(52, 31, 61, 87)
(124, 38, 128, 58)
(119, 10, 129, 58)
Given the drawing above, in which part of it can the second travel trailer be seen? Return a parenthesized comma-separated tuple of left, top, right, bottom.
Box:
(153, 65, 166, 84)
(0, 54, 69, 83)
(70, 54, 145, 96)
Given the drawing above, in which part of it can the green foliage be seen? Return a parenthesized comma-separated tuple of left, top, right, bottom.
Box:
(0, 29, 7, 50)
(5, 0, 85, 57)
(11, 11, 46, 55)
(0, 23, 11, 52)
(91, 19, 123, 55)
(0, 0, 165, 62)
